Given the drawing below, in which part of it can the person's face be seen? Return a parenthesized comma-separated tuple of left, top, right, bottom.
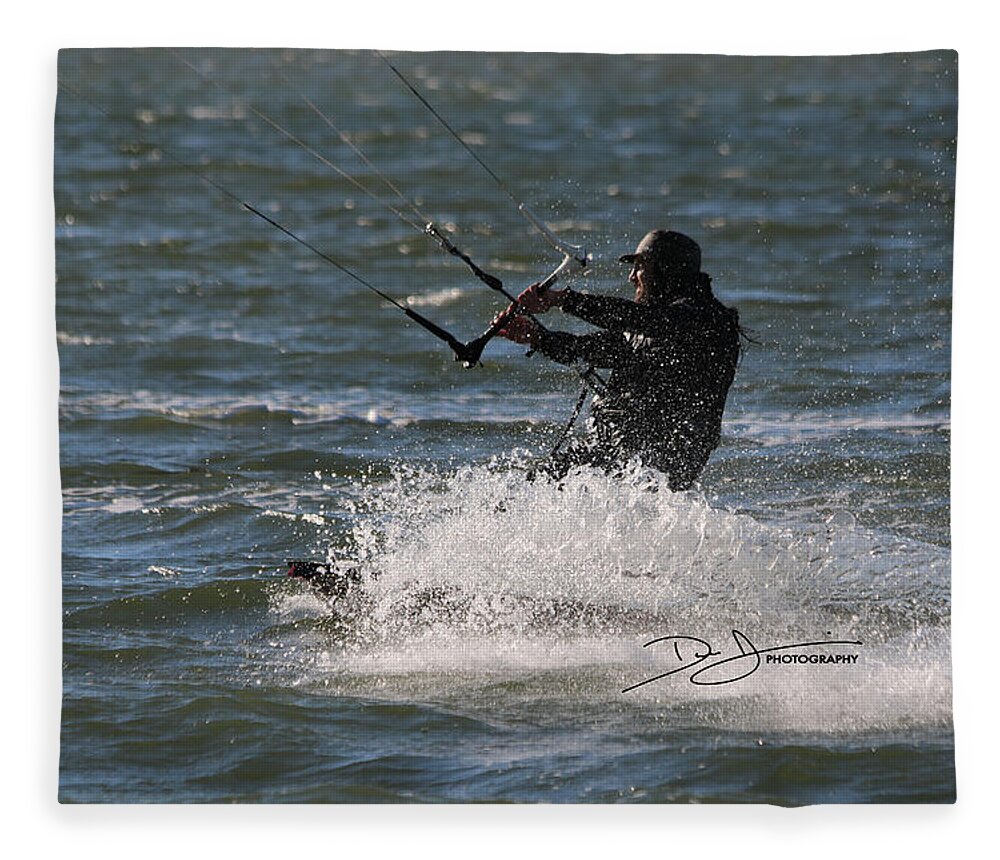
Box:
(629, 257, 653, 304)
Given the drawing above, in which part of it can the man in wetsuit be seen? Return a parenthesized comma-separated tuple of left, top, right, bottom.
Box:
(497, 230, 741, 491)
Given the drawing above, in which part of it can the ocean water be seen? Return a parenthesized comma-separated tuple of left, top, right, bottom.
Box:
(56, 48, 955, 804)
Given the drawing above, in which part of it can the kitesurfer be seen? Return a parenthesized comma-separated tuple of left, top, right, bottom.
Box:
(497, 230, 741, 490)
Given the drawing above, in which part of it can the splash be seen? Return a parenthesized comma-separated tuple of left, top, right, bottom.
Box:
(270, 461, 952, 734)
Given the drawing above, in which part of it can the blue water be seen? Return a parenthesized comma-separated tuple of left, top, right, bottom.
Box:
(57, 48, 954, 803)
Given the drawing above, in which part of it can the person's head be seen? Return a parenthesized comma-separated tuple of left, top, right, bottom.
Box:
(619, 230, 704, 304)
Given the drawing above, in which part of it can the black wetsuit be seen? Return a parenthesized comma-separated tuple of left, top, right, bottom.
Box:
(534, 282, 740, 490)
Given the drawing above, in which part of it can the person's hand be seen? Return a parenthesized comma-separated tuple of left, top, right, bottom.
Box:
(498, 314, 542, 347)
(516, 282, 567, 314)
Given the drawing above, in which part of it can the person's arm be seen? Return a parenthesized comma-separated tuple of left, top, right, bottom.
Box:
(562, 290, 687, 337)
(496, 314, 629, 369)
(505, 281, 690, 338)
(533, 327, 630, 369)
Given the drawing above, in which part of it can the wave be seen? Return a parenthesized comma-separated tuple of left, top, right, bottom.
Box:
(730, 410, 950, 445)
(60, 393, 417, 427)
(59, 389, 566, 429)
(65, 579, 273, 629)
